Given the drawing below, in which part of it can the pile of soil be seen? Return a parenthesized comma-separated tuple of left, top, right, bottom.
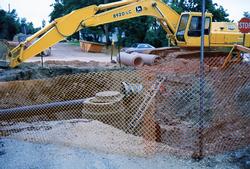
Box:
(0, 62, 122, 82)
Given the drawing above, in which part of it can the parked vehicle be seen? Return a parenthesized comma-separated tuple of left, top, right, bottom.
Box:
(121, 43, 155, 53)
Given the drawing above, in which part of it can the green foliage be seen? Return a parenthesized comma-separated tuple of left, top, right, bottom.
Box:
(49, 0, 230, 47)
(116, 17, 153, 46)
(144, 26, 169, 47)
(170, 0, 229, 21)
(244, 12, 250, 18)
(0, 10, 20, 40)
(50, 0, 117, 43)
(0, 9, 38, 40)
(42, 20, 46, 28)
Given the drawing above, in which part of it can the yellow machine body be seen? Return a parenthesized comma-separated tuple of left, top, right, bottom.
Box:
(8, 0, 250, 67)
(176, 12, 250, 48)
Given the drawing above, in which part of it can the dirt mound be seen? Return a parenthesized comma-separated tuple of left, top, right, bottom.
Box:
(0, 62, 122, 82)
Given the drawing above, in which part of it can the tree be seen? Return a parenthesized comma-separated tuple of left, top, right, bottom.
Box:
(0, 9, 20, 40)
(0, 9, 38, 40)
(244, 12, 250, 18)
(49, 0, 230, 47)
(20, 18, 27, 34)
(49, 0, 65, 22)
(50, 0, 117, 42)
(104, 0, 111, 46)
(42, 19, 46, 28)
(169, 0, 229, 21)
(114, 17, 157, 46)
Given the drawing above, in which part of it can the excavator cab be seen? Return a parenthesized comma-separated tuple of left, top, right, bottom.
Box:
(176, 12, 212, 47)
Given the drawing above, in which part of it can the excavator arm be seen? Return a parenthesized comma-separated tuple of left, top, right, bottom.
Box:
(8, 0, 180, 68)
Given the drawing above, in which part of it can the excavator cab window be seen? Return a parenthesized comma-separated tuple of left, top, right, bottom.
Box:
(188, 16, 211, 37)
(176, 14, 189, 42)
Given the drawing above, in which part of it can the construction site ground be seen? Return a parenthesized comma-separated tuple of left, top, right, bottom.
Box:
(0, 43, 250, 169)
(0, 120, 246, 169)
(27, 42, 113, 64)
(0, 42, 121, 82)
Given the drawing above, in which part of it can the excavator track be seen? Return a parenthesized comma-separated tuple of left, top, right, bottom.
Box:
(145, 47, 230, 68)
(147, 47, 228, 58)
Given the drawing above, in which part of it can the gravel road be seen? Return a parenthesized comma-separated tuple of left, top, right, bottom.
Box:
(27, 43, 112, 63)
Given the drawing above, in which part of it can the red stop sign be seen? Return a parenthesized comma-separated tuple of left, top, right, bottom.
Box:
(238, 17, 250, 33)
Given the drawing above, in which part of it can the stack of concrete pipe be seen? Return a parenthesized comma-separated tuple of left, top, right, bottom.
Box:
(117, 52, 144, 67)
(131, 52, 161, 65)
(117, 52, 161, 67)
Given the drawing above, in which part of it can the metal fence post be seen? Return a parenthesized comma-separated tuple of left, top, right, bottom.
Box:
(196, 0, 206, 160)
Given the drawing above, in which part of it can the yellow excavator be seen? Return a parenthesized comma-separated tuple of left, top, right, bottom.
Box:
(5, 0, 250, 68)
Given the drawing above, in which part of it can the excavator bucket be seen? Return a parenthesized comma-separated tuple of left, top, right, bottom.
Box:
(0, 39, 10, 68)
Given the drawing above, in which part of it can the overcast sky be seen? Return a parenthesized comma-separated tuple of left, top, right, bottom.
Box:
(0, 0, 249, 27)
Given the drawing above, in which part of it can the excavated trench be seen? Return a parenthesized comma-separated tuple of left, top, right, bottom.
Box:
(0, 57, 250, 163)
(0, 62, 125, 82)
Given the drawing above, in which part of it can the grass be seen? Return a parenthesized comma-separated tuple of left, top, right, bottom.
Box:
(67, 41, 80, 46)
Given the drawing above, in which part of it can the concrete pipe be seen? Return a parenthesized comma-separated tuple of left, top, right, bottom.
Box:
(131, 52, 161, 65)
(117, 52, 144, 67)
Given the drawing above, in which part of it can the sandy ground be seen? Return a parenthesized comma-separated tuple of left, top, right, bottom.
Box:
(26, 43, 113, 63)
(1, 119, 185, 157)
(0, 119, 240, 169)
(1, 119, 150, 156)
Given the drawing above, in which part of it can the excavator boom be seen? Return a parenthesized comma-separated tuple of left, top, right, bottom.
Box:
(8, 0, 180, 68)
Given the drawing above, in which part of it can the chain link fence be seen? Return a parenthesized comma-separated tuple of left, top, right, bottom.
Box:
(0, 54, 250, 158)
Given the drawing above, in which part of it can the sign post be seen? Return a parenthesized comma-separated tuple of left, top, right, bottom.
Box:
(238, 17, 250, 46)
